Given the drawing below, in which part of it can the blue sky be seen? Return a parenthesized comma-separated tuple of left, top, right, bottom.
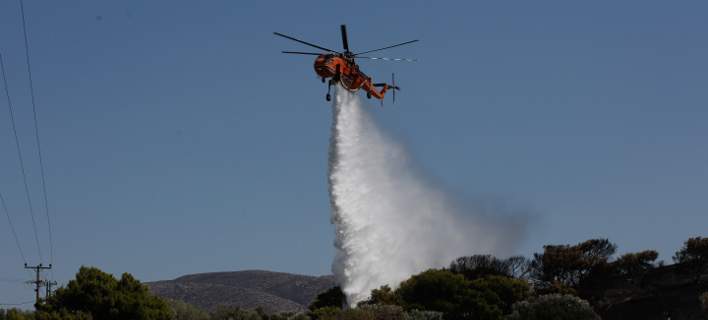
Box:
(1, 0, 707, 306)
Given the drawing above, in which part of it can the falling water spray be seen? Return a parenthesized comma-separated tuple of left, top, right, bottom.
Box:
(327, 87, 524, 305)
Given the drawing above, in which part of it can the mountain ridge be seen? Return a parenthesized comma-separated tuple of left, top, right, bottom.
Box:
(147, 270, 337, 314)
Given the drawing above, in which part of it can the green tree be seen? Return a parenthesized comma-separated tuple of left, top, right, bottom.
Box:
(167, 299, 209, 320)
(210, 306, 262, 320)
(506, 294, 600, 320)
(309, 307, 341, 320)
(403, 310, 443, 320)
(0, 309, 34, 320)
(346, 304, 405, 320)
(449, 256, 530, 280)
(395, 269, 502, 320)
(611, 250, 658, 277)
(469, 276, 530, 315)
(309, 286, 346, 311)
(40, 266, 171, 320)
(673, 236, 708, 264)
(361, 286, 398, 306)
(673, 236, 708, 282)
(34, 310, 92, 320)
(530, 239, 616, 288)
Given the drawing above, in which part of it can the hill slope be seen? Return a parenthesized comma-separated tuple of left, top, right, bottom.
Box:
(147, 270, 336, 314)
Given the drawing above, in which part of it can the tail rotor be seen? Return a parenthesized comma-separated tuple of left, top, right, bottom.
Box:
(391, 73, 400, 104)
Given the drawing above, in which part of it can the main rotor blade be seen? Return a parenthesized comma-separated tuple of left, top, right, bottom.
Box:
(274, 32, 338, 53)
(341, 25, 350, 52)
(354, 40, 419, 55)
(282, 51, 323, 56)
(356, 56, 417, 62)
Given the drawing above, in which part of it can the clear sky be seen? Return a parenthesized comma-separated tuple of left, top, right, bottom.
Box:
(1, 0, 707, 306)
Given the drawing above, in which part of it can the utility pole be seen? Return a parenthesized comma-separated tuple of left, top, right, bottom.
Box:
(44, 280, 57, 299)
(24, 263, 52, 307)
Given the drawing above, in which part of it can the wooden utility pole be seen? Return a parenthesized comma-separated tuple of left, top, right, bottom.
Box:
(24, 263, 52, 307)
(45, 280, 57, 299)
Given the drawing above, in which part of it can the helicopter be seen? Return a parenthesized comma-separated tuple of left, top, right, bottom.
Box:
(274, 25, 418, 103)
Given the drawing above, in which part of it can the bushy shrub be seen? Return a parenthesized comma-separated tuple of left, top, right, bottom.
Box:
(35, 310, 93, 320)
(310, 307, 342, 320)
(167, 299, 209, 320)
(210, 306, 262, 320)
(0, 309, 36, 320)
(402, 310, 443, 320)
(506, 294, 600, 320)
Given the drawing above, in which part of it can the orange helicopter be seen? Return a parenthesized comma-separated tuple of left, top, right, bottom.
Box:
(275, 25, 418, 103)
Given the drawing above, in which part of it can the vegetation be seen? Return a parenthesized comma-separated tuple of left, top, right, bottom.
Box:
(0, 309, 35, 320)
(611, 250, 659, 277)
(360, 285, 398, 306)
(38, 266, 171, 320)
(449, 255, 529, 280)
(529, 239, 616, 289)
(673, 236, 708, 264)
(674, 236, 708, 282)
(309, 286, 345, 311)
(505, 294, 600, 320)
(167, 299, 209, 320)
(3, 235, 706, 319)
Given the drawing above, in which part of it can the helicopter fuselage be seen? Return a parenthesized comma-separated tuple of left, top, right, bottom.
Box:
(314, 54, 367, 91)
(314, 54, 393, 100)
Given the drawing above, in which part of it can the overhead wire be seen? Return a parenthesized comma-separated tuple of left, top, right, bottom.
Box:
(0, 52, 43, 263)
(17, 0, 54, 266)
(0, 300, 35, 307)
(0, 191, 27, 264)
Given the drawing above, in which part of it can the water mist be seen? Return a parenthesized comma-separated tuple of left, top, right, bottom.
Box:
(327, 86, 523, 305)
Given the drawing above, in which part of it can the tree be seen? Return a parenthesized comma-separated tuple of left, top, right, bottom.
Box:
(309, 307, 341, 320)
(40, 266, 171, 320)
(673, 237, 708, 264)
(403, 310, 443, 320)
(210, 306, 262, 320)
(449, 256, 530, 280)
(361, 285, 399, 306)
(34, 310, 92, 320)
(395, 269, 502, 320)
(506, 294, 600, 320)
(167, 299, 209, 320)
(0, 309, 34, 320)
(673, 237, 708, 282)
(611, 250, 658, 277)
(354, 304, 405, 320)
(469, 276, 530, 315)
(529, 239, 616, 288)
(309, 286, 346, 311)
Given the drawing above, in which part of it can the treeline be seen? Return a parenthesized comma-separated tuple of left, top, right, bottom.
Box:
(1, 236, 706, 320)
(309, 236, 708, 319)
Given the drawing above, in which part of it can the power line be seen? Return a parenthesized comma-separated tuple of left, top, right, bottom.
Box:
(17, 0, 54, 266)
(0, 52, 43, 263)
(0, 192, 27, 264)
(0, 300, 34, 307)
